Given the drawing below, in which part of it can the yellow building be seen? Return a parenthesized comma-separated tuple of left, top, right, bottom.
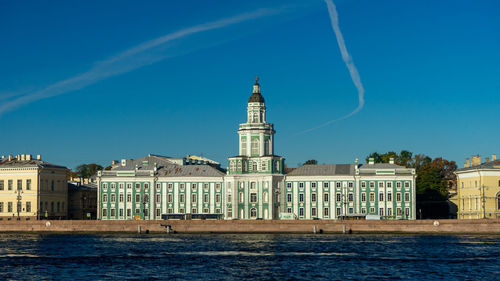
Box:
(456, 154, 500, 219)
(0, 154, 68, 220)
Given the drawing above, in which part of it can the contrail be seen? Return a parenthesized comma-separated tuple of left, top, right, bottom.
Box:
(299, 0, 365, 134)
(0, 8, 280, 116)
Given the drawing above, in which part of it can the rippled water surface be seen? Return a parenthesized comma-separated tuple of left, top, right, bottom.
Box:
(1, 233, 499, 280)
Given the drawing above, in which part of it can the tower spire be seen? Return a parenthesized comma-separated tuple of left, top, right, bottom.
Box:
(253, 76, 260, 94)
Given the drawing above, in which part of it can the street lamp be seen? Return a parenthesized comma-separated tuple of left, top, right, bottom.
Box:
(15, 188, 23, 220)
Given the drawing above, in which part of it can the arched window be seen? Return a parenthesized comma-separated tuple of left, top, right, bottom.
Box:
(250, 208, 257, 218)
(497, 193, 500, 210)
(251, 139, 259, 155)
(264, 139, 270, 155)
(252, 161, 258, 171)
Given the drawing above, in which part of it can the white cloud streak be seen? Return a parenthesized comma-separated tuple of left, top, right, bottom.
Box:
(299, 0, 365, 134)
(0, 8, 279, 116)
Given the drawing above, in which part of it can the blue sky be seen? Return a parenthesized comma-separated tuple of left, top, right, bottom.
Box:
(1, 0, 499, 170)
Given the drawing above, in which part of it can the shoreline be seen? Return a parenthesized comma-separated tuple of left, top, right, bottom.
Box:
(1, 219, 500, 234)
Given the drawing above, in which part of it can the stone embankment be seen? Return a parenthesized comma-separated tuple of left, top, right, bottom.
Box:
(1, 219, 500, 234)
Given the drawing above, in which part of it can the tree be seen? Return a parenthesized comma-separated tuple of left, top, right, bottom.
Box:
(75, 163, 103, 181)
(302, 159, 318, 166)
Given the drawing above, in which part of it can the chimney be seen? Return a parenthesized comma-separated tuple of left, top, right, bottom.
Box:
(368, 158, 374, 165)
(21, 154, 25, 161)
(485, 157, 490, 163)
(465, 158, 470, 168)
(36, 154, 41, 160)
(26, 154, 32, 161)
(493, 154, 497, 161)
(471, 155, 481, 166)
(389, 158, 395, 164)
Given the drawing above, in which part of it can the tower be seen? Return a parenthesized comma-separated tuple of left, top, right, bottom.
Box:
(225, 77, 285, 220)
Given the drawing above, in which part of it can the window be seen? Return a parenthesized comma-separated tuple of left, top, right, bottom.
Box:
(250, 182, 257, 191)
(156, 183, 161, 191)
(252, 161, 257, 171)
(103, 194, 108, 202)
(250, 193, 257, 203)
(216, 208, 221, 214)
(405, 208, 410, 217)
(287, 182, 292, 189)
(192, 194, 197, 203)
(192, 208, 197, 214)
(204, 194, 209, 203)
(203, 183, 209, 192)
(0, 202, 3, 212)
(168, 184, 173, 192)
(156, 194, 161, 203)
(379, 193, 384, 202)
(388, 208, 392, 216)
(26, 180, 31, 190)
(168, 208, 173, 214)
(396, 182, 402, 189)
(0, 180, 3, 190)
(299, 207, 304, 217)
(397, 208, 402, 216)
(134, 208, 140, 214)
(498, 193, 500, 210)
(26, 202, 31, 212)
(241, 137, 247, 155)
(250, 208, 257, 218)
(228, 194, 232, 203)
(216, 183, 221, 192)
(216, 194, 221, 203)
(311, 208, 317, 217)
(299, 182, 304, 189)
(251, 138, 259, 155)
(336, 207, 341, 216)
(311, 182, 316, 189)
(387, 193, 392, 202)
(110, 183, 115, 190)
(405, 182, 410, 188)
(311, 193, 316, 202)
(287, 194, 292, 203)
(262, 161, 266, 171)
(168, 194, 173, 203)
(127, 209, 131, 217)
(136, 183, 141, 191)
(125, 194, 130, 202)
(349, 208, 353, 214)
(287, 208, 292, 213)
(156, 209, 161, 217)
(110, 209, 116, 217)
(361, 207, 366, 214)
(324, 208, 329, 216)
(227, 207, 232, 218)
(180, 184, 185, 192)
(361, 182, 366, 188)
(369, 182, 374, 188)
(127, 183, 132, 189)
(369, 207, 375, 214)
(180, 194, 185, 203)
(119, 183, 124, 190)
(324, 182, 329, 188)
(348, 182, 353, 188)
(119, 194, 124, 202)
(378, 182, 384, 188)
(370, 192, 375, 202)
(324, 193, 329, 202)
(119, 209, 124, 217)
(405, 193, 410, 202)
(239, 192, 244, 203)
(144, 183, 149, 191)
(8, 180, 13, 190)
(336, 182, 341, 188)
(379, 208, 384, 216)
(263, 192, 268, 203)
(144, 209, 149, 217)
(102, 209, 107, 217)
(396, 193, 402, 202)
(361, 193, 366, 202)
(110, 194, 116, 203)
(135, 194, 140, 202)
(299, 193, 304, 203)
(348, 193, 353, 202)
(336, 193, 341, 202)
(387, 182, 392, 188)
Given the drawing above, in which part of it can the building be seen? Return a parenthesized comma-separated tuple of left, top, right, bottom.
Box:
(68, 182, 97, 219)
(97, 155, 225, 220)
(97, 78, 416, 220)
(456, 154, 500, 219)
(284, 158, 416, 220)
(0, 154, 68, 220)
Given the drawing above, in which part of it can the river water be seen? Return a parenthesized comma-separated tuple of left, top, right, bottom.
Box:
(0, 233, 499, 280)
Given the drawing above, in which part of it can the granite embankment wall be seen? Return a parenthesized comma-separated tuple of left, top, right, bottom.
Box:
(1, 219, 500, 234)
